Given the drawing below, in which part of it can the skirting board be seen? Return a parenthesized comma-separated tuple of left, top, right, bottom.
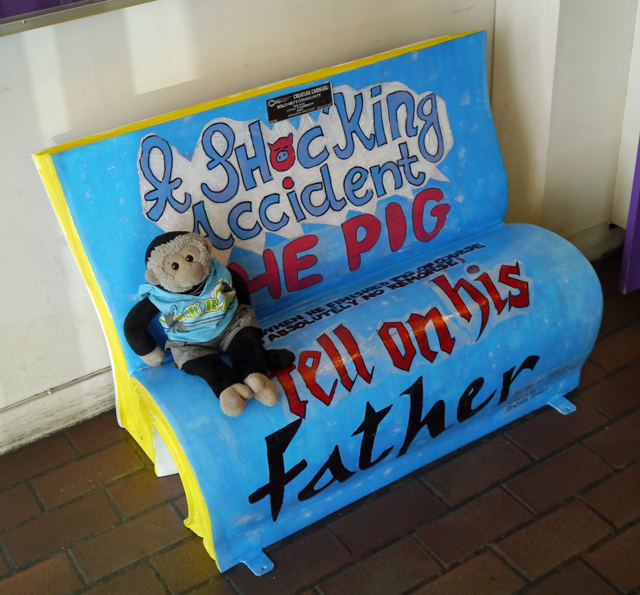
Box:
(568, 222, 626, 262)
(0, 369, 115, 455)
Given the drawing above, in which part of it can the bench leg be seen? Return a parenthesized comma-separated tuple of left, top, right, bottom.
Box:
(243, 550, 274, 576)
(547, 395, 577, 415)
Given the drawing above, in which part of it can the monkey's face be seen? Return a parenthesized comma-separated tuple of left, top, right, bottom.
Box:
(145, 233, 214, 293)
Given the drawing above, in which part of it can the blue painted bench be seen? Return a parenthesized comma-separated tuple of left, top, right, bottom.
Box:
(35, 31, 602, 575)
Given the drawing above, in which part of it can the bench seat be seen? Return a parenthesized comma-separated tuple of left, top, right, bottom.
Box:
(128, 221, 600, 573)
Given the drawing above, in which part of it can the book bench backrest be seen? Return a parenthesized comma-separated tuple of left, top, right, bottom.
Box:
(35, 31, 503, 376)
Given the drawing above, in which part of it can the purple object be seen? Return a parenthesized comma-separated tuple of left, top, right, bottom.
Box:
(0, 0, 91, 20)
(619, 135, 640, 294)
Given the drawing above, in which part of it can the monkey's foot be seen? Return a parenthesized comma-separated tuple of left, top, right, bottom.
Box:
(243, 373, 280, 407)
(265, 348, 295, 371)
(219, 383, 253, 417)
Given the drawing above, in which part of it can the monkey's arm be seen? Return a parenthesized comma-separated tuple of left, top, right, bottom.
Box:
(229, 268, 251, 306)
(124, 298, 165, 367)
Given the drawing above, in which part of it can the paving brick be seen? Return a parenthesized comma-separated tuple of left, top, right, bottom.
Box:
(123, 438, 153, 466)
(598, 291, 640, 336)
(3, 490, 120, 566)
(72, 505, 190, 582)
(84, 563, 166, 595)
(0, 553, 9, 576)
(0, 435, 76, 490)
(319, 537, 440, 595)
(590, 322, 640, 372)
(581, 362, 640, 418)
(152, 538, 219, 594)
(32, 442, 145, 509)
(329, 480, 446, 558)
(584, 409, 640, 468)
(580, 361, 607, 388)
(108, 468, 184, 518)
(583, 463, 640, 528)
(524, 561, 618, 595)
(504, 444, 611, 514)
(0, 484, 41, 531)
(584, 523, 640, 592)
(421, 437, 531, 506)
(229, 528, 352, 595)
(0, 553, 83, 595)
(496, 500, 611, 580)
(174, 495, 189, 520)
(591, 257, 619, 299)
(506, 399, 607, 460)
(67, 411, 127, 454)
(412, 550, 524, 595)
(416, 488, 531, 565)
(188, 579, 236, 595)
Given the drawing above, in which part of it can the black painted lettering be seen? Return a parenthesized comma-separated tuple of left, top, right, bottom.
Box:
(352, 402, 394, 470)
(397, 376, 449, 457)
(248, 419, 307, 521)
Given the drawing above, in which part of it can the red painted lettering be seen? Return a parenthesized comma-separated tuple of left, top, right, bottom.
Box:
(341, 213, 381, 272)
(499, 262, 530, 309)
(334, 324, 374, 384)
(412, 188, 450, 243)
(432, 275, 490, 340)
(297, 351, 338, 406)
(475, 272, 508, 314)
(407, 307, 456, 362)
(231, 249, 281, 299)
(378, 321, 416, 371)
(385, 202, 407, 252)
(317, 325, 374, 391)
(283, 235, 323, 292)
(271, 364, 307, 418)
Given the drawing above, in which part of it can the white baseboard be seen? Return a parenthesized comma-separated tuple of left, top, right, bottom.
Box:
(567, 222, 626, 262)
(0, 369, 116, 456)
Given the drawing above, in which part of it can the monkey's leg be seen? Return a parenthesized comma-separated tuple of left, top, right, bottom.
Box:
(265, 348, 295, 371)
(226, 328, 280, 407)
(182, 354, 253, 417)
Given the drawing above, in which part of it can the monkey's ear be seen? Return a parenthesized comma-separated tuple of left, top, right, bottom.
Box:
(145, 268, 160, 285)
(203, 237, 215, 258)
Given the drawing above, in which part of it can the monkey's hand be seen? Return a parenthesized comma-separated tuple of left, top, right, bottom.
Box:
(140, 345, 165, 367)
(124, 298, 163, 365)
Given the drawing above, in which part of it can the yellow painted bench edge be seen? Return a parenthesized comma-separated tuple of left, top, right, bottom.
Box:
(32, 152, 216, 559)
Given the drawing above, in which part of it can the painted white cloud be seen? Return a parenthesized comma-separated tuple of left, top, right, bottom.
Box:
(138, 82, 454, 264)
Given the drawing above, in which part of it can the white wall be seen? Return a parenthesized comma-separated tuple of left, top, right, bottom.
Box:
(492, 0, 638, 259)
(542, 0, 637, 239)
(612, 3, 640, 228)
(491, 0, 561, 227)
(0, 0, 497, 453)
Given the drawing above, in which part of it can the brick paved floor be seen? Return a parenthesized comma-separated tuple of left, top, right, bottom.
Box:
(1, 252, 639, 595)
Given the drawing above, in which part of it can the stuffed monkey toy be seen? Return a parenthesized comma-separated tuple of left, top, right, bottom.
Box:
(124, 231, 294, 416)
